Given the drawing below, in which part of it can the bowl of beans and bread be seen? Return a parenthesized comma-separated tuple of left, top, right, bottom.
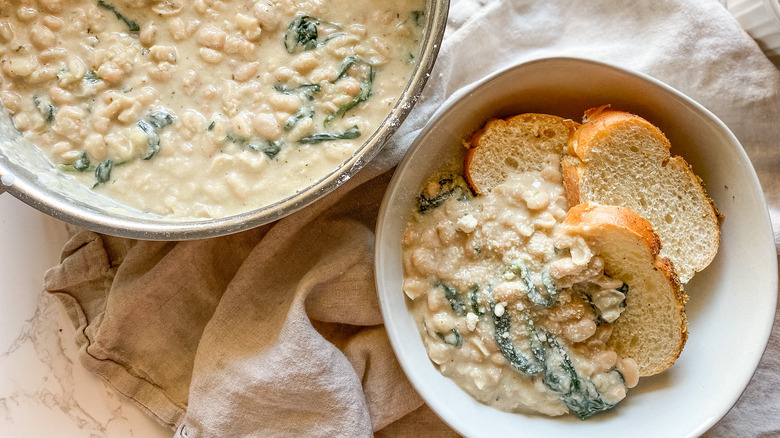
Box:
(0, 0, 449, 239)
(374, 57, 777, 436)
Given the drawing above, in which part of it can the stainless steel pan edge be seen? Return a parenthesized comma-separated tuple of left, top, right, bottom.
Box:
(0, 0, 450, 240)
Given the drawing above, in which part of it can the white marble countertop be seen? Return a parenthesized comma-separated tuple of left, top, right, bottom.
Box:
(0, 195, 170, 437)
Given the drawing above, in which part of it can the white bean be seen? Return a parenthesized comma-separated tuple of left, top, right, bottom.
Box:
(54, 106, 88, 142)
(97, 61, 124, 83)
(38, 0, 64, 14)
(140, 23, 158, 47)
(86, 6, 106, 34)
(84, 133, 107, 161)
(4, 56, 37, 78)
(13, 113, 43, 131)
(237, 150, 266, 171)
(16, 7, 38, 22)
(127, 128, 149, 154)
(182, 69, 200, 96)
(59, 149, 82, 163)
(197, 26, 226, 50)
(57, 56, 87, 87)
(618, 358, 640, 388)
(336, 77, 361, 95)
(325, 35, 360, 58)
(235, 13, 261, 41)
(168, 17, 187, 41)
(200, 85, 218, 101)
(223, 35, 242, 54)
(225, 172, 249, 200)
(91, 115, 111, 135)
(136, 87, 158, 106)
(253, 0, 279, 31)
(26, 66, 56, 84)
(0, 91, 22, 114)
(252, 112, 281, 140)
(117, 101, 143, 124)
(42, 16, 63, 31)
(269, 93, 300, 114)
(186, 18, 201, 36)
(394, 22, 413, 39)
(232, 62, 260, 82)
(272, 66, 296, 82)
(65, 56, 87, 80)
(149, 45, 178, 64)
(207, 114, 229, 142)
(105, 131, 135, 161)
(152, 0, 183, 16)
(563, 317, 597, 343)
(230, 111, 254, 138)
(237, 40, 256, 61)
(53, 140, 74, 157)
(221, 81, 239, 116)
(49, 86, 76, 105)
(198, 47, 223, 64)
(308, 67, 334, 83)
(0, 19, 13, 42)
(290, 52, 318, 74)
(326, 34, 360, 58)
(149, 63, 176, 82)
(194, 0, 208, 14)
(348, 24, 367, 37)
(179, 109, 207, 140)
(38, 47, 67, 63)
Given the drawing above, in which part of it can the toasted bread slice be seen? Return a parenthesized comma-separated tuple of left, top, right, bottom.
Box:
(465, 113, 577, 194)
(559, 203, 688, 377)
(563, 106, 720, 283)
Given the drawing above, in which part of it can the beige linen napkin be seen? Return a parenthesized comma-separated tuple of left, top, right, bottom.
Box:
(44, 0, 780, 436)
(46, 171, 450, 436)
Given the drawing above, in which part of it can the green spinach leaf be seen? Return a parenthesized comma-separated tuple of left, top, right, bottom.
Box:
(297, 125, 360, 144)
(97, 0, 140, 33)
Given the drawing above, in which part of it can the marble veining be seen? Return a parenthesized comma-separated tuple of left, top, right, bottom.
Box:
(0, 284, 169, 437)
(0, 195, 170, 437)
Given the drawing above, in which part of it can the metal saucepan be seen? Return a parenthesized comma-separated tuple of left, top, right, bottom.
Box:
(0, 0, 449, 240)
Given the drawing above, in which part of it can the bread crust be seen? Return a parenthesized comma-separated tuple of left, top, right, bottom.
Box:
(563, 106, 721, 283)
(559, 203, 688, 376)
(463, 111, 696, 378)
(464, 113, 576, 195)
(569, 105, 672, 160)
(561, 203, 662, 256)
(462, 111, 705, 378)
(561, 156, 583, 207)
(464, 136, 484, 194)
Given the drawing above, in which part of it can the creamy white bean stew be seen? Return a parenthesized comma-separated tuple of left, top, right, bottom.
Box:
(0, 0, 424, 217)
(402, 155, 640, 419)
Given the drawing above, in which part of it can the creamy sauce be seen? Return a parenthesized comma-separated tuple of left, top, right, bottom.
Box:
(0, 0, 424, 217)
(402, 154, 639, 419)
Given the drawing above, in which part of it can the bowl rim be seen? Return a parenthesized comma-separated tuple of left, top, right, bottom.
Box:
(0, 0, 450, 241)
(375, 55, 779, 437)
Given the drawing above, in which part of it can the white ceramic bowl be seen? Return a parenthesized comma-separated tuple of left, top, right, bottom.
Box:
(728, 0, 780, 65)
(375, 57, 778, 438)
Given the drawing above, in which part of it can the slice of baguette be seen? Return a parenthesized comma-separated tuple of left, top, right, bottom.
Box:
(558, 203, 688, 377)
(465, 113, 578, 194)
(563, 106, 720, 283)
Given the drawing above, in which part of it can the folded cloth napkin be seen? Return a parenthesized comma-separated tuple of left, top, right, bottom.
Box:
(43, 0, 780, 436)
